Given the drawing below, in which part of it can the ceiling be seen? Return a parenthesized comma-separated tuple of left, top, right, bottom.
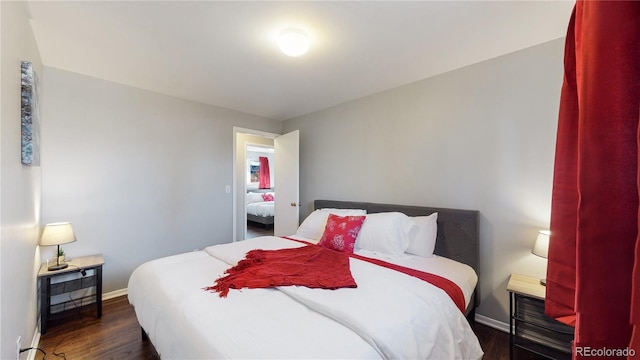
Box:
(26, 1, 575, 121)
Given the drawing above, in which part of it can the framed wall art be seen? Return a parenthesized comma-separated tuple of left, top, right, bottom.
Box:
(21, 60, 40, 166)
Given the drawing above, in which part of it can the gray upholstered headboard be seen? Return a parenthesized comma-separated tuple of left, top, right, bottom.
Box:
(313, 200, 480, 283)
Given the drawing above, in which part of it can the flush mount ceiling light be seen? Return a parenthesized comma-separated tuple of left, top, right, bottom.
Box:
(277, 28, 310, 57)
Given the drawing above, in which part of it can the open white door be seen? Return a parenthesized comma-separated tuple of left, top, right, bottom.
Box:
(274, 130, 299, 236)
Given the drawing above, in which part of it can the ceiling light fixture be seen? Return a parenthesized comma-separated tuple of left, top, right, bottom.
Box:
(277, 28, 310, 57)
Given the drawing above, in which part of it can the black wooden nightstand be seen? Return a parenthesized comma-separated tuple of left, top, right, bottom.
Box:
(507, 273, 574, 359)
(38, 254, 104, 334)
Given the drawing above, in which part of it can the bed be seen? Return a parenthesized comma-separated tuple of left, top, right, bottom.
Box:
(246, 191, 275, 228)
(128, 200, 483, 359)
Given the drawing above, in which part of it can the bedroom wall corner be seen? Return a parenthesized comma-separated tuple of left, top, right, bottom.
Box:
(282, 38, 564, 325)
(40, 68, 282, 295)
(0, 1, 44, 359)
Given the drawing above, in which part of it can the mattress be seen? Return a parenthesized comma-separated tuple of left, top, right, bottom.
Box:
(246, 201, 275, 217)
(128, 236, 483, 359)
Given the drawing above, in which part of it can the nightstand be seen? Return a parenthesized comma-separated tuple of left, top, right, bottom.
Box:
(38, 254, 104, 334)
(507, 273, 574, 359)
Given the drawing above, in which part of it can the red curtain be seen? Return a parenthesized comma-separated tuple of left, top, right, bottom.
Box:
(258, 156, 270, 189)
(546, 1, 640, 359)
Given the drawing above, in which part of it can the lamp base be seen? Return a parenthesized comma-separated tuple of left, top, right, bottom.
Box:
(47, 263, 69, 271)
(540, 278, 547, 286)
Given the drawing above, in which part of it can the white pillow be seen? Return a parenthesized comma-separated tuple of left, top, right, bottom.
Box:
(297, 208, 367, 240)
(356, 212, 418, 256)
(406, 213, 438, 258)
(246, 192, 264, 204)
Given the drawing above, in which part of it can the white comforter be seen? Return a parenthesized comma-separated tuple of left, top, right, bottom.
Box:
(128, 236, 483, 359)
(246, 201, 275, 217)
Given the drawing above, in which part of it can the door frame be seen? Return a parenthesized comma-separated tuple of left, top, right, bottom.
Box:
(232, 127, 280, 242)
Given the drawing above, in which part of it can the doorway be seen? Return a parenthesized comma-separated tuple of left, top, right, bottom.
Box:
(234, 129, 277, 241)
(245, 143, 275, 239)
(232, 128, 300, 242)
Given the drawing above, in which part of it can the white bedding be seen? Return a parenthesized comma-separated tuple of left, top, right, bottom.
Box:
(128, 236, 483, 359)
(246, 201, 275, 217)
(287, 234, 478, 307)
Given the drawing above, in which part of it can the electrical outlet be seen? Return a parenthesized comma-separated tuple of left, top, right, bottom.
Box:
(16, 336, 21, 360)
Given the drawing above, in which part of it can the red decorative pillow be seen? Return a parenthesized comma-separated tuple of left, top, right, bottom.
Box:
(318, 214, 366, 253)
(262, 193, 274, 201)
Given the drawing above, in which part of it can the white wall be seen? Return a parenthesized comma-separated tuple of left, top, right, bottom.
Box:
(0, 2, 43, 358)
(283, 38, 563, 325)
(41, 68, 282, 293)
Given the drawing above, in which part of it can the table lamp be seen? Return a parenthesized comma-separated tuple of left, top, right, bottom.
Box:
(40, 222, 77, 271)
(531, 230, 550, 286)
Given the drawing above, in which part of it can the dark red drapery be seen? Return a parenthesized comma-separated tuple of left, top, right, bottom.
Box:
(546, 1, 640, 359)
(258, 156, 270, 189)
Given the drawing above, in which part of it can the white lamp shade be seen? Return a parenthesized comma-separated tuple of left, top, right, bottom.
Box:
(40, 222, 77, 246)
(532, 230, 550, 259)
(277, 28, 310, 57)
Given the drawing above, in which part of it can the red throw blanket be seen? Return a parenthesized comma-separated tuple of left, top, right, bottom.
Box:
(206, 238, 466, 313)
(204, 245, 357, 297)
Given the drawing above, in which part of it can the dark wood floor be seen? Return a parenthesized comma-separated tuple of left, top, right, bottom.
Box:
(246, 221, 274, 238)
(35, 296, 159, 360)
(33, 295, 542, 360)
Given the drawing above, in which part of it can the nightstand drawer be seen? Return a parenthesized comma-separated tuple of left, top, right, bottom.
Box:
(514, 294, 574, 355)
(50, 275, 97, 295)
(515, 295, 574, 334)
(516, 324, 572, 355)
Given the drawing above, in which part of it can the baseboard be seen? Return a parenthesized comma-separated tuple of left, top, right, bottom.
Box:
(103, 288, 127, 300)
(26, 323, 40, 360)
(475, 314, 510, 333)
